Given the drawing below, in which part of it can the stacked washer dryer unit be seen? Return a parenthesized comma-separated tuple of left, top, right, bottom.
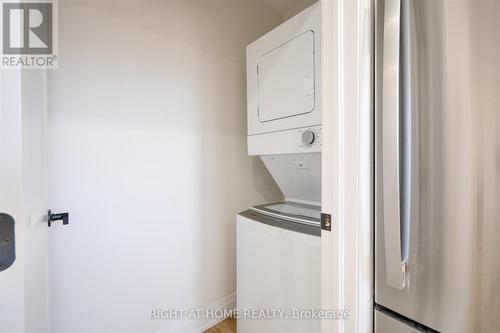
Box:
(237, 3, 321, 333)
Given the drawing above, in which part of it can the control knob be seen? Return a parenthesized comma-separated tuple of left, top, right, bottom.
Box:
(301, 130, 315, 146)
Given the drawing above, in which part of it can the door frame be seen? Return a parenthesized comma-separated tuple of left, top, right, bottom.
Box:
(0, 69, 26, 333)
(320, 1, 374, 332)
(0, 68, 50, 333)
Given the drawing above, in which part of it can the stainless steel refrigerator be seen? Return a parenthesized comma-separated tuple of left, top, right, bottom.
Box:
(375, 0, 500, 332)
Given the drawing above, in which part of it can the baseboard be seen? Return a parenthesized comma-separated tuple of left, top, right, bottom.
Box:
(155, 292, 236, 333)
(197, 293, 236, 332)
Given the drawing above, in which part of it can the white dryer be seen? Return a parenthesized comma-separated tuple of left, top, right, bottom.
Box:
(246, 2, 321, 156)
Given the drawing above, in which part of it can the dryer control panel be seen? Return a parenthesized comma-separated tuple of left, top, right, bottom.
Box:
(298, 127, 321, 148)
(247, 125, 321, 155)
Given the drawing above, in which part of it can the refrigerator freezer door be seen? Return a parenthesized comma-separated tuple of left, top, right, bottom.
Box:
(375, 310, 422, 333)
(376, 0, 500, 332)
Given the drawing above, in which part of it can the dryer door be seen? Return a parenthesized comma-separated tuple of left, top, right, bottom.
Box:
(258, 31, 315, 122)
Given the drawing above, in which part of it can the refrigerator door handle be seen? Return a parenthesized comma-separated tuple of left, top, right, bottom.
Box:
(382, 0, 406, 290)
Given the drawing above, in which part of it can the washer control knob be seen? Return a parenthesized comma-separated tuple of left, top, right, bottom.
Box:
(301, 130, 315, 146)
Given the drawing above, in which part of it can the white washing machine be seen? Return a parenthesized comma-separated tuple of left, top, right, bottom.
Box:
(236, 201, 321, 333)
(237, 3, 322, 332)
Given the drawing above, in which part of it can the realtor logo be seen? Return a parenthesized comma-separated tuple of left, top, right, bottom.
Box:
(1, 0, 58, 68)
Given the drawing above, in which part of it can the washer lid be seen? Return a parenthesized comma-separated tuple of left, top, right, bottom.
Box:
(250, 201, 320, 226)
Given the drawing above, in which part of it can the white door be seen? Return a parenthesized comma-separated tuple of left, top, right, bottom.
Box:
(0, 70, 51, 333)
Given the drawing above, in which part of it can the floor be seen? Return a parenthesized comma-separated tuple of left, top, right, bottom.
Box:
(204, 317, 237, 333)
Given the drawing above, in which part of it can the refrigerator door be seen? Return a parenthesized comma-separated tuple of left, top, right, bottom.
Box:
(376, 0, 500, 332)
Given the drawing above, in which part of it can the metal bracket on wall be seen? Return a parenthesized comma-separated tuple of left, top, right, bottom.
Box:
(48, 210, 69, 227)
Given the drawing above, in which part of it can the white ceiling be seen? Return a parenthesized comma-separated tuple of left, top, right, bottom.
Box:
(255, 0, 318, 17)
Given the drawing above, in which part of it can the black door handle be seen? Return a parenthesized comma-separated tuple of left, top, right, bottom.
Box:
(48, 210, 69, 227)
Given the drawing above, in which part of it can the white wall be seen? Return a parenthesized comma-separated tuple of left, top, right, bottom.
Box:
(47, 1, 282, 332)
(255, 0, 318, 20)
(282, 0, 318, 20)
